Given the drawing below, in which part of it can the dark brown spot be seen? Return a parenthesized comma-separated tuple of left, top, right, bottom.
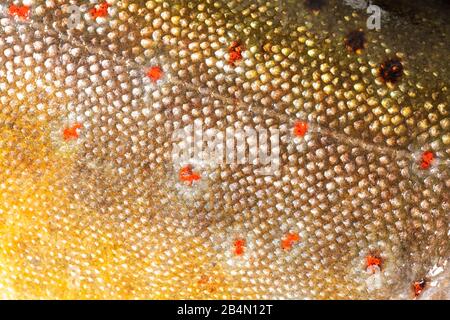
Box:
(379, 59, 404, 83)
(345, 30, 366, 53)
(305, 0, 327, 11)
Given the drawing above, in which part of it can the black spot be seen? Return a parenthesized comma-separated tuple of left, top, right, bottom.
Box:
(379, 59, 404, 83)
(305, 0, 327, 11)
(345, 30, 366, 53)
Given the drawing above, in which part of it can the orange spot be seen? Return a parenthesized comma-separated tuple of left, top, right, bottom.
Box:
(228, 41, 243, 65)
(198, 275, 209, 285)
(281, 232, 300, 250)
(366, 255, 382, 273)
(420, 151, 434, 170)
(233, 239, 245, 256)
(197, 275, 217, 293)
(413, 279, 426, 298)
(8, 4, 30, 20)
(89, 2, 109, 19)
(63, 123, 83, 141)
(179, 165, 201, 185)
(293, 121, 308, 137)
(146, 66, 163, 82)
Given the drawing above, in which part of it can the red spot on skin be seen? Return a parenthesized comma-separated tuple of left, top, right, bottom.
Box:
(179, 165, 201, 186)
(281, 233, 300, 250)
(366, 255, 382, 274)
(413, 279, 426, 298)
(233, 239, 245, 256)
(228, 41, 243, 65)
(146, 66, 163, 82)
(8, 4, 30, 20)
(420, 151, 434, 170)
(293, 121, 308, 137)
(89, 2, 109, 19)
(63, 123, 82, 141)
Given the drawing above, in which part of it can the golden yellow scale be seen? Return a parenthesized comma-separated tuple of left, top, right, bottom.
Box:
(0, 0, 448, 299)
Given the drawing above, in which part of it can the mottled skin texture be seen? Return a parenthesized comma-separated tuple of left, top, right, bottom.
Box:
(0, 0, 448, 299)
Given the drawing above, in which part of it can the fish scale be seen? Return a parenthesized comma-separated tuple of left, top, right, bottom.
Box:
(0, 0, 448, 299)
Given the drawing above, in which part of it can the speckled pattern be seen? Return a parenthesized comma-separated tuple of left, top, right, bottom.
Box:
(0, 0, 448, 299)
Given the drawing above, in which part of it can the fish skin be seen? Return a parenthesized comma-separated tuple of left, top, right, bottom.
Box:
(0, 0, 448, 299)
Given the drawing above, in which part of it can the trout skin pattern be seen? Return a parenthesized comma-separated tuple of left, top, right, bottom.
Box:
(0, 0, 448, 299)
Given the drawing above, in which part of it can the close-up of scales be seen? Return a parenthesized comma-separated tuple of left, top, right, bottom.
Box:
(0, 0, 448, 300)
